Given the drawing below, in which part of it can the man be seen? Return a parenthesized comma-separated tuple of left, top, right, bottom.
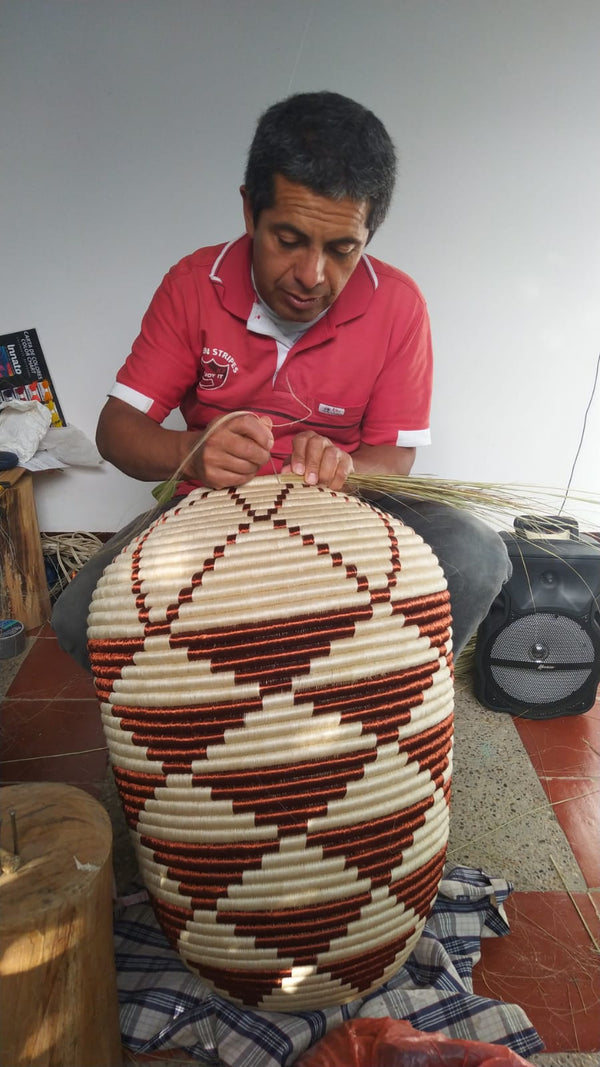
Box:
(52, 91, 510, 668)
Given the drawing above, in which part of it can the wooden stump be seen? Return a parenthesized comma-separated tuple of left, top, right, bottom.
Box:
(0, 469, 51, 629)
(0, 783, 123, 1066)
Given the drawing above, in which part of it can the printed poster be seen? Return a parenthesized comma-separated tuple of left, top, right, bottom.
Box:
(0, 328, 66, 426)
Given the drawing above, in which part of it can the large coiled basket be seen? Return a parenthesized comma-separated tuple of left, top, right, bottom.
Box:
(88, 477, 454, 1011)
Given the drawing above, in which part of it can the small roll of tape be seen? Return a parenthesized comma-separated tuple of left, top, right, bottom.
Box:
(0, 619, 26, 660)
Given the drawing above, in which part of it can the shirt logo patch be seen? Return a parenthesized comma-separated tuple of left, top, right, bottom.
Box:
(199, 356, 230, 390)
(318, 403, 346, 416)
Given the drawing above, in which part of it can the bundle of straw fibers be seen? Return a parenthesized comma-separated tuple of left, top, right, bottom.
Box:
(87, 476, 454, 1011)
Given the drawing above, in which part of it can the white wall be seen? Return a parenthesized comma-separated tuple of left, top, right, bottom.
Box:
(2, 0, 599, 532)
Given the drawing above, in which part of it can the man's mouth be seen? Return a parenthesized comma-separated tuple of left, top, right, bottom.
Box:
(283, 291, 323, 310)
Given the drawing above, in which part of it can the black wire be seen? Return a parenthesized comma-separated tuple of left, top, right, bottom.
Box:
(558, 350, 600, 515)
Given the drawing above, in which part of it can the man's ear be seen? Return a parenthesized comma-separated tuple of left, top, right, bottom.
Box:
(240, 186, 255, 237)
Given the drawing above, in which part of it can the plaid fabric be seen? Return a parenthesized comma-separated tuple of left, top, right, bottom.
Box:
(114, 866, 543, 1066)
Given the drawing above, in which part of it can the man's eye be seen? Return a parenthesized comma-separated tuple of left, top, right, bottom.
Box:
(278, 236, 299, 248)
(332, 245, 356, 257)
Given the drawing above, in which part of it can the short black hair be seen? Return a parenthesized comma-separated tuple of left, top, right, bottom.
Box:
(244, 91, 396, 240)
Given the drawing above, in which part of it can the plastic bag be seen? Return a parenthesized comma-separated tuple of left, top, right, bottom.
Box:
(296, 1018, 537, 1067)
(42, 424, 102, 465)
(0, 399, 51, 463)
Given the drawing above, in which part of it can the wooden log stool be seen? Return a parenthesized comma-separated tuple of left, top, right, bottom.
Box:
(0, 468, 51, 629)
(0, 783, 122, 1066)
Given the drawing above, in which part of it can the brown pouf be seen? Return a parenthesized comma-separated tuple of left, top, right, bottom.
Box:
(88, 477, 454, 1011)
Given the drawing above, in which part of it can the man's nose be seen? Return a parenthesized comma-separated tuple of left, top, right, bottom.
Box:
(293, 249, 326, 290)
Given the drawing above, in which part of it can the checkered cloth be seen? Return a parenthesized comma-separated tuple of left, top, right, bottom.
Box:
(114, 866, 543, 1065)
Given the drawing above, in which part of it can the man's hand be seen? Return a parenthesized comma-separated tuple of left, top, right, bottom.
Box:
(282, 430, 354, 491)
(192, 413, 274, 489)
(96, 398, 273, 490)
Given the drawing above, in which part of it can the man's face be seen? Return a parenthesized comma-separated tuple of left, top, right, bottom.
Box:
(241, 174, 370, 322)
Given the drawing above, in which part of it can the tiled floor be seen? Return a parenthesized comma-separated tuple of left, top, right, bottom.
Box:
(1, 624, 599, 1065)
(472, 706, 600, 1058)
(1, 624, 108, 798)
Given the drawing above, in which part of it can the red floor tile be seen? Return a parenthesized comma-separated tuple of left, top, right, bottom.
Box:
(0, 697, 107, 787)
(515, 701, 600, 779)
(473, 891, 600, 1053)
(0, 748, 109, 788)
(515, 703, 600, 888)
(31, 623, 56, 636)
(6, 633, 96, 700)
(540, 778, 600, 889)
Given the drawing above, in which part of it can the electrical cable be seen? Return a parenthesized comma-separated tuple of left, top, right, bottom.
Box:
(558, 350, 600, 515)
(40, 531, 104, 600)
(285, 1, 317, 94)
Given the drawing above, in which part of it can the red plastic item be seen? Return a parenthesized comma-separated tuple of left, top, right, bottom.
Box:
(296, 1018, 537, 1066)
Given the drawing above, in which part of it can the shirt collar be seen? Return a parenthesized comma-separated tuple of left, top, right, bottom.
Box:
(210, 234, 379, 329)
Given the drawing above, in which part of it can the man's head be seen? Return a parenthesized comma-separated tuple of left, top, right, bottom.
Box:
(241, 92, 396, 322)
(243, 91, 397, 241)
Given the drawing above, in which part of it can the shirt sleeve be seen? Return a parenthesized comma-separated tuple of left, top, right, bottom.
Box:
(359, 291, 433, 448)
(110, 268, 200, 423)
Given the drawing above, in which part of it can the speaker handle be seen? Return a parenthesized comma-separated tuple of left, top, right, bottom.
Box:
(513, 514, 579, 539)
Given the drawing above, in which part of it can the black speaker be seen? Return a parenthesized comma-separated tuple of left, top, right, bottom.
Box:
(474, 526, 600, 719)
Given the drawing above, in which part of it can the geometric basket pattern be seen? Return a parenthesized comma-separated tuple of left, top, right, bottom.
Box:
(87, 476, 454, 1011)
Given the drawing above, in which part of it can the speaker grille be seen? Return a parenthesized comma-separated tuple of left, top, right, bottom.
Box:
(489, 613, 595, 705)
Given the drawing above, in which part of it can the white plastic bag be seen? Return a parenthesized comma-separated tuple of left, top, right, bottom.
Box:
(0, 399, 52, 463)
(41, 425, 102, 466)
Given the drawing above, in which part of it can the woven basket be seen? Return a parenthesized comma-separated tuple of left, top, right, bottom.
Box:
(88, 476, 454, 1011)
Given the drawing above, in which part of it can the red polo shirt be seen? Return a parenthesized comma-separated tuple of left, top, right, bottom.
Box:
(111, 235, 432, 492)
